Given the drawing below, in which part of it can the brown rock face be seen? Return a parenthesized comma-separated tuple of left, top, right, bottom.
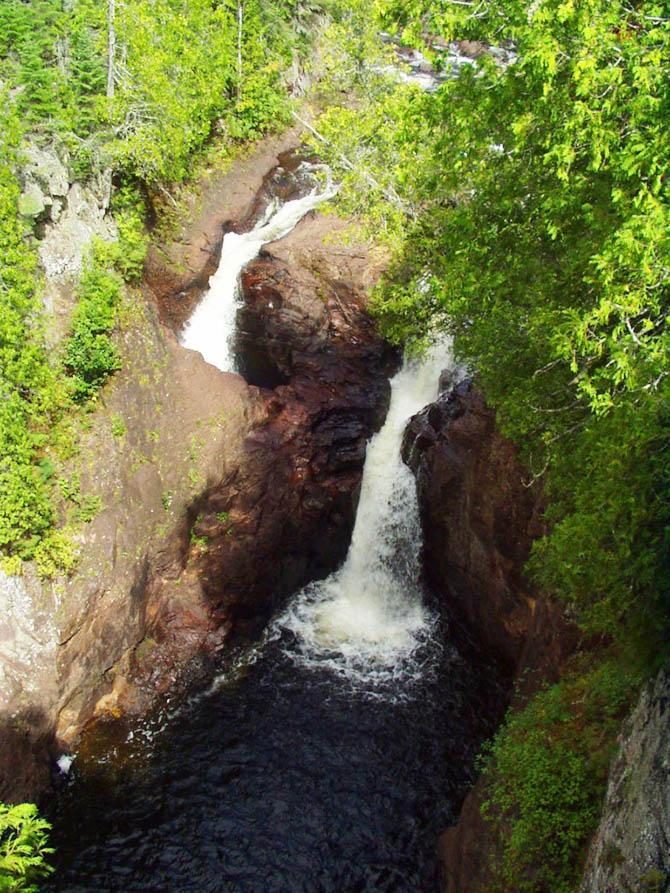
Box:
(403, 379, 542, 675)
(120, 211, 397, 723)
(402, 379, 576, 892)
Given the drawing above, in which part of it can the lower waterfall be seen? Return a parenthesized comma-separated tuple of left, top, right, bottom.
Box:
(276, 341, 454, 688)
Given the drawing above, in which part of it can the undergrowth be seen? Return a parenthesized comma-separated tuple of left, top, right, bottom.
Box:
(479, 656, 647, 893)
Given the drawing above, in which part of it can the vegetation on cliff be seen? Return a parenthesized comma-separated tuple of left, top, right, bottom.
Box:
(0, 0, 328, 574)
(307, 0, 669, 888)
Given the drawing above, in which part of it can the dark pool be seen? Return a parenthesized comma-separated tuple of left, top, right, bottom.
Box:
(46, 616, 497, 893)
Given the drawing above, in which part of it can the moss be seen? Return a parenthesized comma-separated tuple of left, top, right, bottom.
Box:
(638, 869, 668, 893)
(601, 842, 625, 870)
(134, 637, 157, 663)
(111, 415, 127, 438)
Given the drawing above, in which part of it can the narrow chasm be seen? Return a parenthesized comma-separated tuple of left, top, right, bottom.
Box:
(45, 152, 510, 893)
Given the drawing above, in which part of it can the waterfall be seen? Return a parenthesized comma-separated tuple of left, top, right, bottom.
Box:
(180, 163, 336, 372)
(276, 341, 454, 688)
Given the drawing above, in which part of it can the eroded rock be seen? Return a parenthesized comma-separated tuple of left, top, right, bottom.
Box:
(580, 667, 670, 893)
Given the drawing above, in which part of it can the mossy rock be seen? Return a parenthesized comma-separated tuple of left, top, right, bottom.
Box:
(18, 183, 47, 218)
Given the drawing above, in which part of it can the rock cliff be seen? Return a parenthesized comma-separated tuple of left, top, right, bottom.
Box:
(402, 378, 576, 892)
(580, 667, 670, 893)
(402, 379, 572, 683)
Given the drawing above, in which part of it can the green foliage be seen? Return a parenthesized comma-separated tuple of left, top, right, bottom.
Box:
(0, 0, 323, 572)
(311, 0, 392, 95)
(314, 0, 670, 646)
(108, 0, 304, 182)
(63, 256, 123, 403)
(107, 186, 148, 282)
(480, 659, 642, 893)
(0, 0, 106, 139)
(0, 0, 315, 181)
(0, 102, 63, 562)
(111, 415, 126, 438)
(312, 5, 669, 885)
(0, 802, 53, 892)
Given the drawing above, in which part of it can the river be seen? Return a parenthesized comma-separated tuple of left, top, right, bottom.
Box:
(46, 66, 498, 891)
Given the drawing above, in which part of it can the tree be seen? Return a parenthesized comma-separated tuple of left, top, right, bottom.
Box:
(312, 0, 670, 639)
(107, 0, 116, 99)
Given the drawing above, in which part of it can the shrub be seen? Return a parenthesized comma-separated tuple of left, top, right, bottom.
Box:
(480, 659, 643, 893)
(63, 258, 123, 403)
(0, 802, 53, 892)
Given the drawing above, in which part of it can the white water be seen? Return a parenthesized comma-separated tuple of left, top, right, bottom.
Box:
(276, 340, 456, 687)
(180, 163, 336, 372)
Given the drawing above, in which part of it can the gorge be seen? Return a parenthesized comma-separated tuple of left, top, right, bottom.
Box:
(43, 138, 509, 893)
(0, 2, 668, 891)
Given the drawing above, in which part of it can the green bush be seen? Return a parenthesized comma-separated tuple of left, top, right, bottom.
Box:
(0, 802, 53, 893)
(63, 259, 123, 403)
(0, 103, 64, 562)
(480, 660, 643, 893)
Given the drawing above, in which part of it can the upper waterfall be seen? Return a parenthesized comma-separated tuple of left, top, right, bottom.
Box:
(180, 162, 336, 372)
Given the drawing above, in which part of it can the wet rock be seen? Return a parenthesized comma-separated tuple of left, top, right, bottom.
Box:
(0, 708, 55, 804)
(580, 667, 670, 893)
(55, 205, 392, 768)
(1, 133, 393, 802)
(403, 380, 544, 674)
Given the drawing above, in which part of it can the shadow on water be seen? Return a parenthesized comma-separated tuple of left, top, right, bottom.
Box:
(45, 609, 502, 893)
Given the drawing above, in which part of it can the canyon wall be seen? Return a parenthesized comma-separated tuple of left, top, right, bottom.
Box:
(580, 667, 670, 893)
(404, 378, 670, 893)
(0, 135, 393, 803)
(402, 379, 577, 892)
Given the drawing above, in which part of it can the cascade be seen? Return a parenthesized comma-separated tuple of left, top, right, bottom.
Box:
(276, 341, 455, 688)
(180, 162, 336, 372)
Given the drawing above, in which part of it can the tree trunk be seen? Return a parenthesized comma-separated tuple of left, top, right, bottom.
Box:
(107, 0, 116, 100)
(236, 0, 244, 102)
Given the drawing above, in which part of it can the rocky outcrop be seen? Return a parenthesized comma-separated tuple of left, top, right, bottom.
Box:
(402, 379, 576, 892)
(18, 141, 116, 343)
(580, 667, 670, 893)
(403, 379, 572, 679)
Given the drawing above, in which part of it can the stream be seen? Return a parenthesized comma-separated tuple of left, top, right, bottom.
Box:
(46, 62, 498, 893)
